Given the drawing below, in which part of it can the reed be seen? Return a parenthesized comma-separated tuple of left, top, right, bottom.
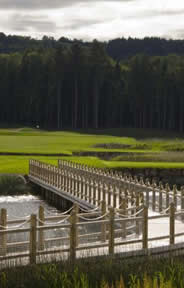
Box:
(1, 256, 184, 287)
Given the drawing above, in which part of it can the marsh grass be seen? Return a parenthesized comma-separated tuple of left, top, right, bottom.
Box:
(1, 256, 184, 287)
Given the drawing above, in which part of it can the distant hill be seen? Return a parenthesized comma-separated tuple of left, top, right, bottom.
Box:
(1, 32, 184, 59)
(107, 37, 184, 60)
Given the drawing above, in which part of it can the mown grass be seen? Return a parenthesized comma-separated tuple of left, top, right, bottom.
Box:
(1, 156, 184, 175)
(0, 128, 137, 154)
(0, 156, 58, 174)
(1, 256, 184, 288)
(1, 127, 184, 173)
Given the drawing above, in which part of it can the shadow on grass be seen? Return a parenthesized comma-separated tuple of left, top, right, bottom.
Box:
(66, 127, 184, 139)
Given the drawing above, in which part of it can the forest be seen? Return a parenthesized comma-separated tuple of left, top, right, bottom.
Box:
(0, 34, 184, 131)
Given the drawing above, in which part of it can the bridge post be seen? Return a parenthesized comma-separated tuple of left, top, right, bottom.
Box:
(51, 165, 54, 186)
(165, 183, 170, 210)
(29, 160, 32, 176)
(108, 185, 112, 207)
(93, 180, 97, 206)
(56, 168, 59, 188)
(181, 186, 184, 212)
(98, 182, 102, 205)
(83, 176, 87, 202)
(31, 159, 34, 177)
(49, 165, 53, 185)
(170, 203, 175, 245)
(77, 175, 80, 198)
(73, 174, 77, 197)
(146, 190, 149, 209)
(51, 165, 55, 186)
(173, 185, 177, 211)
(101, 201, 106, 242)
(152, 186, 156, 212)
(70, 173, 74, 195)
(109, 207, 115, 255)
(125, 189, 129, 209)
(136, 195, 140, 235)
(140, 192, 144, 206)
(81, 175, 84, 200)
(66, 171, 70, 193)
(113, 186, 117, 209)
(121, 199, 127, 239)
(40, 162, 43, 181)
(47, 165, 51, 185)
(70, 206, 77, 263)
(53, 166, 56, 186)
(131, 191, 135, 215)
(68, 172, 72, 194)
(159, 182, 163, 212)
(60, 169, 63, 189)
(0, 209, 7, 256)
(84, 178, 88, 202)
(89, 179, 92, 205)
(42, 163, 44, 182)
(38, 206, 44, 251)
(45, 164, 48, 184)
(54, 167, 58, 187)
(102, 183, 107, 203)
(63, 170, 66, 191)
(142, 206, 148, 250)
(30, 214, 37, 265)
(118, 187, 123, 209)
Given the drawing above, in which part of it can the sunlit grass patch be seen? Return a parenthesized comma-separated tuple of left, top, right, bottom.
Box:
(0, 127, 184, 173)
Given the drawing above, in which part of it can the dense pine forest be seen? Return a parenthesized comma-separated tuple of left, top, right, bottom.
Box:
(0, 33, 184, 131)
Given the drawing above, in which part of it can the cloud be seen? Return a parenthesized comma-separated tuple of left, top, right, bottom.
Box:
(8, 14, 56, 32)
(0, 0, 184, 41)
(124, 9, 184, 20)
(170, 29, 184, 39)
(60, 18, 113, 31)
(0, 0, 137, 10)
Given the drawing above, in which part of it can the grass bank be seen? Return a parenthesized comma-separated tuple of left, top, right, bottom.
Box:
(1, 127, 184, 174)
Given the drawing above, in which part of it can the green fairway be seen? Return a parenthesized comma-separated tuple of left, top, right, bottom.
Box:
(0, 127, 184, 174)
(0, 128, 139, 154)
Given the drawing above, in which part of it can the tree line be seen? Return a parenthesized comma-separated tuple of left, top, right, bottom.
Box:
(0, 40, 184, 131)
(1, 32, 184, 60)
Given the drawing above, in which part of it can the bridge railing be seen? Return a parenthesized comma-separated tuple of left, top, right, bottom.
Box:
(29, 160, 143, 210)
(29, 159, 184, 213)
(58, 159, 184, 212)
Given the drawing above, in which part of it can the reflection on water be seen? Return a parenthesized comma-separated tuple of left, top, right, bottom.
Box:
(0, 195, 59, 218)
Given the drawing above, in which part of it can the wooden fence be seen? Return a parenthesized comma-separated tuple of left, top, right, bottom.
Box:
(0, 201, 184, 266)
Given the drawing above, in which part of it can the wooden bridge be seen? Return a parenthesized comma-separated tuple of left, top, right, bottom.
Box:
(1, 159, 184, 267)
(29, 159, 184, 213)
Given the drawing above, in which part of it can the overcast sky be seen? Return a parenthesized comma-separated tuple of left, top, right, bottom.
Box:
(0, 0, 183, 41)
